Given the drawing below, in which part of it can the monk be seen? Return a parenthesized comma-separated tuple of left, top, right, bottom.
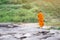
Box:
(38, 11, 44, 28)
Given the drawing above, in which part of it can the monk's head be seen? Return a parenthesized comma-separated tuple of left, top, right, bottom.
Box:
(38, 11, 42, 13)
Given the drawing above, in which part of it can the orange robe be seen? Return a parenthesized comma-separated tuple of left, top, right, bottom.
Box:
(38, 12, 44, 28)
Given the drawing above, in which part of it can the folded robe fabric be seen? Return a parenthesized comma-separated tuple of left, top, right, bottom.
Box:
(38, 12, 44, 28)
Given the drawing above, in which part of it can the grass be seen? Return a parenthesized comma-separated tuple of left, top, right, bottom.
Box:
(0, 4, 38, 23)
(0, 0, 60, 26)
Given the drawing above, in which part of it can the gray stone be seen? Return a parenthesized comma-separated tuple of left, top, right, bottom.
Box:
(23, 37, 40, 40)
(36, 31, 49, 35)
(0, 23, 20, 28)
(45, 37, 58, 40)
(35, 34, 51, 39)
(0, 35, 18, 40)
(54, 34, 60, 40)
(13, 33, 26, 39)
(0, 23, 12, 27)
(49, 30, 58, 33)
(24, 33, 33, 37)
(0, 23, 60, 40)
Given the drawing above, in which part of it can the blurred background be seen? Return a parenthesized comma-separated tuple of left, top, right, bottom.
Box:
(0, 0, 60, 26)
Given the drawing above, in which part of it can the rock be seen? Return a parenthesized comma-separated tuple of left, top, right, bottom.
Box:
(13, 33, 26, 39)
(24, 33, 33, 37)
(0, 23, 19, 28)
(0, 35, 18, 40)
(36, 34, 52, 39)
(39, 31, 49, 35)
(23, 37, 40, 40)
(41, 35, 51, 39)
(54, 34, 60, 40)
(0, 23, 60, 40)
(0, 23, 13, 28)
(0, 35, 11, 38)
(45, 37, 58, 40)
(7, 24, 19, 28)
(7, 25, 13, 28)
(50, 30, 58, 33)
(20, 36, 27, 39)
(43, 34, 60, 40)
(35, 30, 49, 36)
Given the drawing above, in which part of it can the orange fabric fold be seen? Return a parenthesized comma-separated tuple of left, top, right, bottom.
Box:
(38, 12, 44, 28)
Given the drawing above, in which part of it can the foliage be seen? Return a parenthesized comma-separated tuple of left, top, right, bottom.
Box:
(0, 4, 38, 22)
(0, 0, 60, 25)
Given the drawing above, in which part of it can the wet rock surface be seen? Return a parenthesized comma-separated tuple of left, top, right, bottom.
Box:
(0, 23, 60, 40)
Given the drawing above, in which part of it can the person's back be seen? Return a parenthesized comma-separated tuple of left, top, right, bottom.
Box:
(38, 11, 44, 28)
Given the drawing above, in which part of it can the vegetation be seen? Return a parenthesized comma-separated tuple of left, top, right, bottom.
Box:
(0, 3, 38, 23)
(0, 0, 60, 26)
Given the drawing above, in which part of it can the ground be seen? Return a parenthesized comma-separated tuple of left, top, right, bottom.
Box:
(0, 23, 60, 40)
